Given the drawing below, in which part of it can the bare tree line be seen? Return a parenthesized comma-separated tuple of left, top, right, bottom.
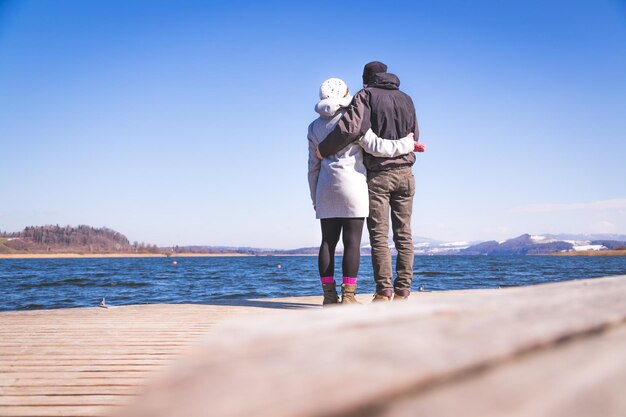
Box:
(0, 225, 144, 253)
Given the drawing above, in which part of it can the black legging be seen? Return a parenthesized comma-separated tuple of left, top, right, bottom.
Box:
(318, 218, 365, 279)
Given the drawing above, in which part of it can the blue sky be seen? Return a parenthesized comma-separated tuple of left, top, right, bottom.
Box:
(1, 0, 625, 247)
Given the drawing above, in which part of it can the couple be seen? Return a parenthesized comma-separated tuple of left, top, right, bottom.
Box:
(308, 61, 424, 306)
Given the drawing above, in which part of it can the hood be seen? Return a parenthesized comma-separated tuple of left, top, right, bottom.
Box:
(369, 72, 400, 90)
(314, 94, 353, 117)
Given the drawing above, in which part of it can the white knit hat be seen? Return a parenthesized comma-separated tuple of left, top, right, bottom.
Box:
(319, 78, 349, 100)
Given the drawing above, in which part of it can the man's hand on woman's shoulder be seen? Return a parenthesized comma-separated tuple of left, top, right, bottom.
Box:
(406, 133, 425, 152)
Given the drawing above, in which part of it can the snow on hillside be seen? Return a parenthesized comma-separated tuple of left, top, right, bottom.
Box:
(572, 244, 607, 251)
(530, 235, 558, 243)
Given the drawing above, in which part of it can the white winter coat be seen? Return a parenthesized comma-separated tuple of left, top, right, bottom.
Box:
(308, 96, 413, 219)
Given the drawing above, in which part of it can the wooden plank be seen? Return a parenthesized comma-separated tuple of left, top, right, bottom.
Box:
(0, 333, 208, 338)
(0, 405, 121, 417)
(120, 275, 626, 417)
(3, 345, 186, 356)
(0, 365, 162, 372)
(0, 371, 156, 379)
(0, 342, 198, 346)
(0, 352, 181, 358)
(0, 356, 178, 362)
(379, 324, 626, 417)
(0, 395, 133, 406)
(1, 378, 148, 387)
(0, 386, 142, 396)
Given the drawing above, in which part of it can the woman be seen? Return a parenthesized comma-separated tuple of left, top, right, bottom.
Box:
(308, 78, 416, 305)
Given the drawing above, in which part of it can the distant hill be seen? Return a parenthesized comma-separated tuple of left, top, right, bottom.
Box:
(0, 225, 138, 254)
(360, 235, 479, 255)
(545, 233, 626, 241)
(461, 234, 573, 255)
(590, 240, 626, 250)
(163, 245, 319, 255)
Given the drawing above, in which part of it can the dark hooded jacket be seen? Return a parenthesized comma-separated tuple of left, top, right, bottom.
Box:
(317, 72, 419, 171)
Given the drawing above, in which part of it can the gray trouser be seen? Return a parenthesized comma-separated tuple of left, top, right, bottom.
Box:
(366, 167, 415, 294)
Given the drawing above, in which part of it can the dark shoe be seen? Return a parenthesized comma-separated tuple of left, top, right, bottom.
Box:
(341, 284, 359, 304)
(393, 288, 410, 301)
(322, 283, 339, 306)
(372, 288, 393, 302)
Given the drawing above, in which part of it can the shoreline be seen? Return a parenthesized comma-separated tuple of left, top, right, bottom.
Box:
(0, 252, 254, 259)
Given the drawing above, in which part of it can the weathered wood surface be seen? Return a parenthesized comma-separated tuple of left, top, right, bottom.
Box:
(0, 300, 317, 416)
(381, 324, 626, 417)
(121, 275, 626, 417)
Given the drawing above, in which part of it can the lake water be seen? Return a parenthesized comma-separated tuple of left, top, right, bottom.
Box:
(1, 255, 625, 311)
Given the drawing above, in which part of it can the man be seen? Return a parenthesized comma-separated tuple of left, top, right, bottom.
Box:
(317, 61, 423, 301)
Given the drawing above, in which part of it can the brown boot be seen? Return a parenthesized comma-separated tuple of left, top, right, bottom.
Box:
(341, 284, 359, 304)
(322, 283, 339, 306)
(393, 288, 410, 301)
(372, 288, 393, 302)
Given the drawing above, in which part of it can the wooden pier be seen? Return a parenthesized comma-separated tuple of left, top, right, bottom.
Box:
(1, 275, 625, 417)
(0, 300, 316, 416)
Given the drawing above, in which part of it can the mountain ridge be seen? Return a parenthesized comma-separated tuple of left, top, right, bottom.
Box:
(2, 226, 625, 255)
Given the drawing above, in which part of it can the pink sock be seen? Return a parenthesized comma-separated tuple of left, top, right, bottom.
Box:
(320, 276, 335, 284)
(343, 277, 357, 285)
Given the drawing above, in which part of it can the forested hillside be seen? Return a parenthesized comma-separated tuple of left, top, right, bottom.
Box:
(0, 225, 153, 253)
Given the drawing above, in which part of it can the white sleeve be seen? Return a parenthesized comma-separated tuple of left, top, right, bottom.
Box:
(307, 126, 321, 208)
(358, 129, 413, 157)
